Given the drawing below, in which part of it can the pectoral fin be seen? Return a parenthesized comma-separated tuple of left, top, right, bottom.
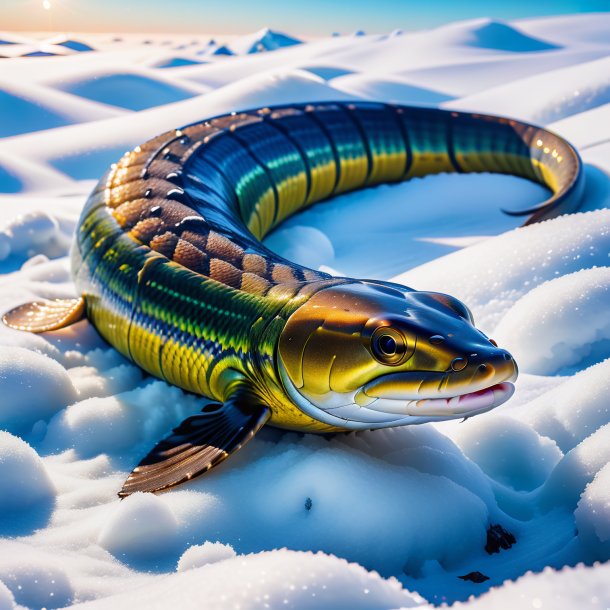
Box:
(2, 297, 85, 333)
(119, 386, 270, 497)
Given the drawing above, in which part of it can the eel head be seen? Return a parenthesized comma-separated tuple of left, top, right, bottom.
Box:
(277, 281, 517, 430)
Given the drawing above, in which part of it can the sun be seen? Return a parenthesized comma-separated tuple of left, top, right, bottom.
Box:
(42, 0, 51, 10)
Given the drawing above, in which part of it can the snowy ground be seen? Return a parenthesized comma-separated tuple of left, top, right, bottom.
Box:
(0, 16, 609, 610)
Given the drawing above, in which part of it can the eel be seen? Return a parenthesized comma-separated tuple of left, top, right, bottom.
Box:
(3, 102, 584, 497)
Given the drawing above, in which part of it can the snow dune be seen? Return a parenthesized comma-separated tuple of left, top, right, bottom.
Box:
(0, 80, 125, 138)
(45, 67, 209, 111)
(0, 32, 96, 58)
(329, 73, 454, 105)
(449, 56, 610, 124)
(426, 18, 561, 52)
(228, 27, 302, 55)
(0, 13, 609, 610)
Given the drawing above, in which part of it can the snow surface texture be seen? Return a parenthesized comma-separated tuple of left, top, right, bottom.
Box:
(0, 14, 609, 610)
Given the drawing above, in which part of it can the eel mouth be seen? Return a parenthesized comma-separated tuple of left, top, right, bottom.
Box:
(411, 381, 515, 417)
(362, 380, 516, 418)
(362, 355, 518, 418)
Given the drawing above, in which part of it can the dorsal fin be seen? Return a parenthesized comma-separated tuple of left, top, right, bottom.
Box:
(2, 297, 86, 333)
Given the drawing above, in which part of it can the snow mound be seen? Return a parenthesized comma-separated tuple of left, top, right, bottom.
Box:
(195, 68, 358, 112)
(0, 33, 39, 46)
(494, 267, 610, 375)
(98, 493, 180, 563)
(300, 65, 355, 80)
(67, 362, 143, 400)
(42, 381, 201, 459)
(0, 544, 72, 609)
(0, 346, 76, 435)
(0, 80, 123, 138)
(449, 415, 562, 491)
(0, 152, 75, 194)
(450, 56, 610, 123)
(396, 210, 610, 331)
(539, 423, 610, 511)
(0, 210, 73, 267)
(0, 85, 71, 136)
(73, 549, 422, 610)
(150, 57, 203, 69)
(54, 39, 95, 53)
(450, 562, 610, 610)
(575, 462, 610, 560)
(0, 431, 54, 515)
(330, 73, 453, 105)
(523, 359, 610, 453)
(133, 427, 492, 580)
(0, 34, 94, 59)
(22, 51, 61, 58)
(400, 48, 608, 98)
(41, 36, 95, 53)
(0, 581, 15, 610)
(438, 18, 560, 52)
(177, 542, 236, 571)
(517, 12, 610, 46)
(209, 45, 234, 56)
(48, 70, 203, 111)
(229, 28, 302, 55)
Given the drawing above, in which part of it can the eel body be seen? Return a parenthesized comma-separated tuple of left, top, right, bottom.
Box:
(3, 102, 583, 496)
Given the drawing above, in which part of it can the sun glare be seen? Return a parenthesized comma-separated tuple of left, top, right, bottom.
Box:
(42, 0, 51, 10)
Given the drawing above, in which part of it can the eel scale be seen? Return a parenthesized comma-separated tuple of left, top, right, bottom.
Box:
(3, 102, 583, 496)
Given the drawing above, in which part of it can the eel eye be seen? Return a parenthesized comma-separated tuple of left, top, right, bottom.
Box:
(371, 327, 407, 365)
(378, 334, 396, 355)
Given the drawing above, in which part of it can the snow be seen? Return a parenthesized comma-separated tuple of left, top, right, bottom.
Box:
(329, 73, 454, 105)
(522, 359, 610, 453)
(449, 415, 562, 491)
(0, 13, 609, 610)
(0, 582, 15, 610)
(0, 79, 124, 138)
(494, 267, 610, 375)
(394, 210, 610, 331)
(98, 493, 181, 563)
(176, 541, 236, 571)
(75, 550, 424, 610)
(0, 211, 74, 267)
(0, 543, 73, 609)
(0, 432, 55, 517)
(0, 33, 97, 59)
(449, 56, 610, 124)
(0, 347, 76, 434)
(149, 57, 203, 69)
(46, 68, 207, 111)
(449, 562, 610, 610)
(425, 18, 560, 52)
(228, 28, 302, 55)
(575, 463, 610, 560)
(51, 39, 95, 54)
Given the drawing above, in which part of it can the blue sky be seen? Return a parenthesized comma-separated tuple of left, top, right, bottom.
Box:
(3, 0, 609, 35)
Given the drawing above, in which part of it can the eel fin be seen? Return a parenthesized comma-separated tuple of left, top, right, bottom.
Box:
(2, 297, 85, 333)
(119, 387, 270, 497)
